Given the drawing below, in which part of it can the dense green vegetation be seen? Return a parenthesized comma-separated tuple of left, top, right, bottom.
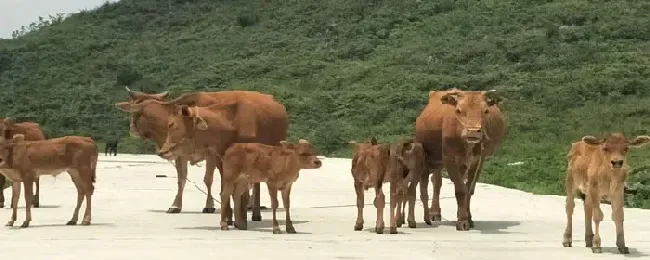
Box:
(1, 0, 650, 207)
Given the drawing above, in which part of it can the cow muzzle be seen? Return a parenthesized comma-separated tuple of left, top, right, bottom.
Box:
(461, 128, 483, 144)
(611, 160, 624, 169)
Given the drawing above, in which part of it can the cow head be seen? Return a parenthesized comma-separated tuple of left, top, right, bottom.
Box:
(0, 117, 15, 139)
(439, 89, 504, 144)
(157, 103, 237, 160)
(0, 134, 24, 168)
(280, 139, 322, 169)
(115, 99, 172, 143)
(115, 87, 170, 139)
(582, 133, 650, 169)
(389, 140, 426, 173)
(348, 136, 378, 154)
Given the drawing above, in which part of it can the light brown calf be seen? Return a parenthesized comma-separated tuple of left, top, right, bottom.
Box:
(220, 139, 322, 234)
(0, 134, 98, 228)
(349, 137, 426, 234)
(563, 133, 650, 254)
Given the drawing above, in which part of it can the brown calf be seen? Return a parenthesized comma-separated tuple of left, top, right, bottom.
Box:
(220, 139, 322, 234)
(563, 133, 650, 254)
(0, 134, 98, 228)
(0, 118, 46, 208)
(349, 137, 426, 234)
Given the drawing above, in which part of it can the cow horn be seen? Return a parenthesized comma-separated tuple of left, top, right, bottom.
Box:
(125, 86, 132, 92)
(299, 139, 308, 144)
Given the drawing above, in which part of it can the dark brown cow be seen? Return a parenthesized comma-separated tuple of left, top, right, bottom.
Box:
(116, 88, 288, 224)
(563, 133, 650, 254)
(349, 137, 426, 234)
(415, 88, 506, 231)
(0, 118, 46, 209)
(220, 140, 322, 233)
(0, 134, 98, 228)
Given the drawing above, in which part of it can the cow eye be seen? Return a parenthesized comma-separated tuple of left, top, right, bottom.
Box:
(484, 109, 489, 114)
(455, 108, 461, 114)
(603, 147, 609, 152)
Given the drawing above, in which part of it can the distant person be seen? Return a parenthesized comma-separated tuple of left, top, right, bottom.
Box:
(105, 138, 118, 156)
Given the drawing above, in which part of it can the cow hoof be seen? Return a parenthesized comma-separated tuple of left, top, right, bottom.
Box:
(226, 220, 233, 226)
(408, 220, 416, 228)
(455, 220, 470, 231)
(396, 222, 403, 228)
(432, 215, 442, 222)
(389, 227, 398, 234)
(66, 221, 77, 226)
(424, 219, 432, 225)
(286, 226, 296, 234)
(234, 222, 247, 230)
(202, 208, 216, 214)
(562, 241, 572, 247)
(20, 221, 29, 228)
(354, 223, 363, 231)
(81, 221, 91, 226)
(166, 207, 181, 214)
(375, 227, 384, 234)
(585, 234, 594, 247)
(591, 247, 602, 254)
(252, 215, 262, 221)
(220, 226, 229, 231)
(469, 220, 475, 228)
(0, 203, 4, 208)
(33, 202, 39, 208)
(273, 229, 282, 234)
(618, 247, 630, 254)
(5, 221, 14, 227)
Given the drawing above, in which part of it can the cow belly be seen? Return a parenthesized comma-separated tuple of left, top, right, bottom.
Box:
(37, 168, 68, 177)
(0, 169, 23, 182)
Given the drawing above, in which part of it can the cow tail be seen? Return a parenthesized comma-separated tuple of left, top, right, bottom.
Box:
(90, 151, 97, 183)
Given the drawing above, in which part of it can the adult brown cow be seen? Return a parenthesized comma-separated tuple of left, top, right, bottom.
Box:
(0, 118, 46, 209)
(219, 139, 322, 233)
(0, 134, 98, 228)
(116, 88, 288, 223)
(415, 88, 506, 231)
(562, 133, 650, 254)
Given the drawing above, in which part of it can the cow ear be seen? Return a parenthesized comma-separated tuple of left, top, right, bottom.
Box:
(370, 136, 378, 145)
(154, 91, 170, 99)
(440, 92, 458, 105)
(12, 134, 25, 143)
(629, 135, 650, 148)
(484, 89, 504, 106)
(581, 135, 601, 145)
(2, 117, 13, 129)
(279, 140, 289, 148)
(180, 105, 192, 117)
(299, 138, 308, 144)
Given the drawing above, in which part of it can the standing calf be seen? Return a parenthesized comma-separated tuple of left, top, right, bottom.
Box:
(0, 134, 98, 228)
(349, 137, 426, 234)
(220, 139, 322, 234)
(563, 133, 650, 254)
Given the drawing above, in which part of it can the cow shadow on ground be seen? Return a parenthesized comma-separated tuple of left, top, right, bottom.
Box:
(361, 227, 409, 235)
(591, 247, 649, 258)
(6, 222, 115, 229)
(148, 206, 273, 215)
(177, 219, 311, 234)
(429, 220, 521, 234)
(2, 205, 62, 209)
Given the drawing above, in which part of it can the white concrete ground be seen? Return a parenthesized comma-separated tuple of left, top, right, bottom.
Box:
(1, 154, 650, 259)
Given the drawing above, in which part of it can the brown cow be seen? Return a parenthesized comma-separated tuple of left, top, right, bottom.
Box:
(349, 137, 426, 234)
(562, 133, 650, 254)
(415, 88, 506, 231)
(116, 88, 288, 224)
(0, 117, 46, 209)
(219, 139, 322, 233)
(0, 134, 98, 228)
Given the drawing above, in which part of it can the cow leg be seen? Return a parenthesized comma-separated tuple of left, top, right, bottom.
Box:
(611, 191, 629, 254)
(167, 158, 187, 214)
(583, 192, 594, 248)
(373, 184, 385, 234)
(562, 172, 575, 247)
(232, 179, 247, 230)
(282, 183, 296, 234)
(589, 189, 603, 254)
(267, 183, 281, 234)
(406, 181, 417, 228)
(396, 191, 404, 228)
(32, 177, 40, 208)
(21, 177, 34, 228)
(353, 181, 364, 231)
(464, 156, 485, 229)
(251, 182, 262, 221)
(105, 144, 109, 156)
(6, 182, 20, 227)
(81, 169, 94, 226)
(444, 157, 470, 231)
(215, 160, 233, 225)
(0, 174, 5, 208)
(419, 171, 431, 225)
(389, 182, 399, 234)
(219, 179, 234, 231)
(430, 168, 443, 222)
(202, 158, 217, 214)
(67, 173, 84, 225)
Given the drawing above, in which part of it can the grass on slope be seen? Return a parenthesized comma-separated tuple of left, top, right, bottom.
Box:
(1, 0, 650, 207)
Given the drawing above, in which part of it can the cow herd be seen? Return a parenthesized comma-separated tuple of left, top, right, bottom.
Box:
(0, 87, 646, 255)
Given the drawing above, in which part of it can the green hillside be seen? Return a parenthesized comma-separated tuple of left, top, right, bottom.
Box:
(2, 0, 650, 207)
